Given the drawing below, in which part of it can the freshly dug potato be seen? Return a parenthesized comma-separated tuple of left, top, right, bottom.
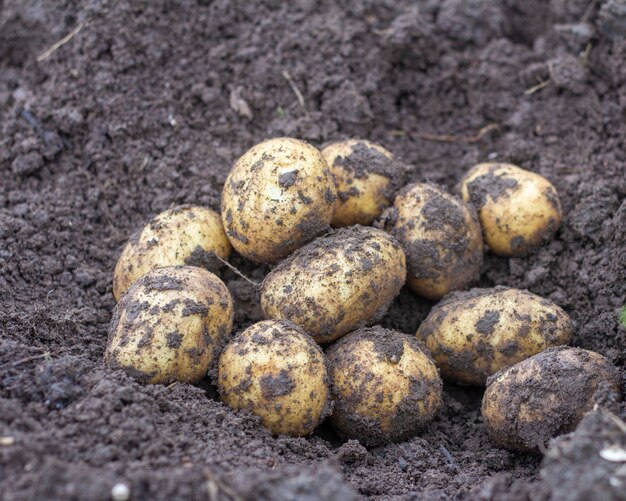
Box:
(327, 326, 442, 447)
(221, 137, 337, 263)
(417, 286, 574, 385)
(106, 266, 234, 384)
(482, 346, 622, 452)
(112, 205, 232, 301)
(217, 320, 331, 437)
(260, 225, 406, 343)
(459, 162, 562, 256)
(321, 139, 405, 227)
(380, 183, 483, 300)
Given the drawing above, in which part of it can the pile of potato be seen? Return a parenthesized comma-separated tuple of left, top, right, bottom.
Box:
(106, 137, 621, 452)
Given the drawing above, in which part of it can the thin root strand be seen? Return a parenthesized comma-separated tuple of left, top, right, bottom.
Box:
(282, 70, 307, 112)
(37, 22, 87, 62)
(212, 253, 260, 287)
(417, 123, 500, 143)
(11, 352, 51, 367)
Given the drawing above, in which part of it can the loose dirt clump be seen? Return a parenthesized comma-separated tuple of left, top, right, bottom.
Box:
(541, 409, 626, 501)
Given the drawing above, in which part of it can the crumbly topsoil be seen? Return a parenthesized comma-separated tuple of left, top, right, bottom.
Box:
(1, 1, 625, 500)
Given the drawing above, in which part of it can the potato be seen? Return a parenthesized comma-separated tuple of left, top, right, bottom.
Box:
(417, 286, 574, 385)
(260, 225, 406, 343)
(112, 205, 232, 301)
(326, 326, 442, 447)
(380, 183, 483, 300)
(106, 266, 234, 384)
(221, 137, 337, 263)
(482, 346, 622, 452)
(321, 139, 405, 227)
(217, 320, 331, 437)
(459, 162, 562, 256)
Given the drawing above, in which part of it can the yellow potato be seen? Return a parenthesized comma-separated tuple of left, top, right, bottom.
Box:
(417, 287, 574, 385)
(380, 183, 483, 300)
(327, 326, 442, 447)
(460, 162, 562, 256)
(113, 205, 231, 301)
(218, 320, 330, 437)
(482, 347, 622, 452)
(221, 137, 336, 263)
(321, 139, 404, 227)
(106, 266, 234, 384)
(260, 225, 406, 343)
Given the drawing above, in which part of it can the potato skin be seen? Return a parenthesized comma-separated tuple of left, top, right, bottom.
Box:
(321, 139, 405, 227)
(260, 225, 406, 343)
(460, 162, 562, 256)
(381, 183, 483, 300)
(217, 320, 331, 437)
(106, 266, 234, 384)
(482, 347, 622, 452)
(327, 326, 442, 447)
(113, 205, 232, 301)
(221, 137, 337, 263)
(417, 286, 574, 385)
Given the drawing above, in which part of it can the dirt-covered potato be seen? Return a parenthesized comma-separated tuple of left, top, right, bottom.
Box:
(380, 183, 483, 300)
(221, 137, 337, 263)
(217, 320, 331, 437)
(321, 139, 405, 227)
(459, 162, 562, 256)
(260, 226, 406, 344)
(417, 286, 574, 385)
(327, 326, 442, 447)
(112, 205, 232, 301)
(106, 266, 234, 384)
(482, 346, 622, 452)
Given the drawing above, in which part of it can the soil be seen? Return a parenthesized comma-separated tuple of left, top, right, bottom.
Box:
(541, 408, 626, 501)
(1, 1, 625, 500)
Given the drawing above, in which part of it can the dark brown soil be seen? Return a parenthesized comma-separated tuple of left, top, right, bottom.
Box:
(1, 1, 625, 500)
(541, 407, 626, 501)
